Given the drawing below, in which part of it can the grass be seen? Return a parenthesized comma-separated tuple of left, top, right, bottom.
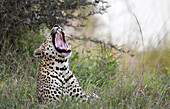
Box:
(0, 27, 169, 109)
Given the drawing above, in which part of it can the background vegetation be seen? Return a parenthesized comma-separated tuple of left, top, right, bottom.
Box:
(0, 0, 169, 109)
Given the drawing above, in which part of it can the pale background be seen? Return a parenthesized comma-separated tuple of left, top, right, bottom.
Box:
(92, 0, 170, 51)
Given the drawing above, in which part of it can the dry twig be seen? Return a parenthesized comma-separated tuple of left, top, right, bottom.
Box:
(66, 35, 134, 57)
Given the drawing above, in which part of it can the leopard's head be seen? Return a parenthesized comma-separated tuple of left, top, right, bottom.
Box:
(34, 24, 71, 58)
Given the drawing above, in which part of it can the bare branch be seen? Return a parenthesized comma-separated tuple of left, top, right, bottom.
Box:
(66, 35, 134, 57)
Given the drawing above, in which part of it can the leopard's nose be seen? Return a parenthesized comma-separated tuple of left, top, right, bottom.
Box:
(56, 28, 61, 33)
(54, 24, 59, 27)
(58, 27, 64, 31)
(53, 25, 64, 32)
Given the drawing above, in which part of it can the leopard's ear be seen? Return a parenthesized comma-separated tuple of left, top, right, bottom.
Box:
(33, 48, 41, 58)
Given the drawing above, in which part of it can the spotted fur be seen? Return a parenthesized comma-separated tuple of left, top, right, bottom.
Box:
(34, 25, 96, 104)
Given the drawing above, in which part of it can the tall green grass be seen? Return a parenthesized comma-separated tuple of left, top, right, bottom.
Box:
(0, 28, 169, 109)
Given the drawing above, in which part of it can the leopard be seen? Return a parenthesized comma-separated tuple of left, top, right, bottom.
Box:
(34, 24, 97, 104)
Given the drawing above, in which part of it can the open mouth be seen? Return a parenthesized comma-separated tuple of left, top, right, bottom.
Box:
(52, 29, 71, 53)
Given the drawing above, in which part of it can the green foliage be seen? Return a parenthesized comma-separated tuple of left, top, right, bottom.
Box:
(0, 29, 169, 108)
(0, 0, 108, 38)
(0, 0, 109, 56)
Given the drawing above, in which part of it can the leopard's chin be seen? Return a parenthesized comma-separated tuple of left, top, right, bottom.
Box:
(55, 47, 71, 54)
(61, 51, 72, 57)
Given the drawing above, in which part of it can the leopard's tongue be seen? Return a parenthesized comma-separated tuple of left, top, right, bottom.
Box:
(55, 33, 69, 50)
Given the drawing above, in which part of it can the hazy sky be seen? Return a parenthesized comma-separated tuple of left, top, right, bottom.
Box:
(93, 0, 170, 50)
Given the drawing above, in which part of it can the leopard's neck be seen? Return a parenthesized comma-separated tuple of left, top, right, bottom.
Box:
(40, 55, 69, 76)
